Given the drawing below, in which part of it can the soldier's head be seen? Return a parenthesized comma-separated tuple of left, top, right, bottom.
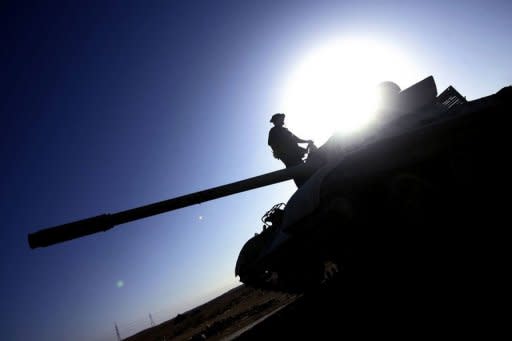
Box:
(270, 113, 285, 126)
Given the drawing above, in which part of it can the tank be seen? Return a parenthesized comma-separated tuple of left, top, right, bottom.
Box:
(28, 76, 511, 297)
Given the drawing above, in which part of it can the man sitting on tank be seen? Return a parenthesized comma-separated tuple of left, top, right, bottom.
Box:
(268, 113, 314, 187)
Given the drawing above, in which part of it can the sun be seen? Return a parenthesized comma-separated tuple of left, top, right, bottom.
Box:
(280, 37, 420, 145)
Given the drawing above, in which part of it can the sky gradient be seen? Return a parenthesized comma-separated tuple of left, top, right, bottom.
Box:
(1, 1, 510, 340)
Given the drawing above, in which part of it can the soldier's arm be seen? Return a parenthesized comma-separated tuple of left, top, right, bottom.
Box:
(289, 131, 313, 144)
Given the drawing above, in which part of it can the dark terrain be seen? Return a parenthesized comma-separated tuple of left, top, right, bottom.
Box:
(124, 285, 296, 341)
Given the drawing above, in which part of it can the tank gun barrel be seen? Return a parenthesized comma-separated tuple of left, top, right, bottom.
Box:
(28, 164, 312, 249)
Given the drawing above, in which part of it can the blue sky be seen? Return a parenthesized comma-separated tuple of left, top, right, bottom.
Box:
(1, 1, 510, 340)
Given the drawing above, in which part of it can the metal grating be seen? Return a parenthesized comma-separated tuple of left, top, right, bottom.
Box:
(437, 85, 467, 108)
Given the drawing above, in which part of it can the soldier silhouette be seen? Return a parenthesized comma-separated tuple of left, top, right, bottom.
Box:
(268, 113, 314, 186)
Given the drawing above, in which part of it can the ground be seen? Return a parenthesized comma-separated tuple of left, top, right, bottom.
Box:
(124, 285, 296, 341)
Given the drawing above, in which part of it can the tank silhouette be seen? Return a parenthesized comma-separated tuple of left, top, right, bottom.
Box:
(28, 76, 510, 294)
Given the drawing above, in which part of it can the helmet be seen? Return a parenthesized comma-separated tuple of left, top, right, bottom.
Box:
(270, 113, 285, 123)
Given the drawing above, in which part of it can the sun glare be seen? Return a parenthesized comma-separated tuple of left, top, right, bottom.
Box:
(280, 37, 419, 145)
